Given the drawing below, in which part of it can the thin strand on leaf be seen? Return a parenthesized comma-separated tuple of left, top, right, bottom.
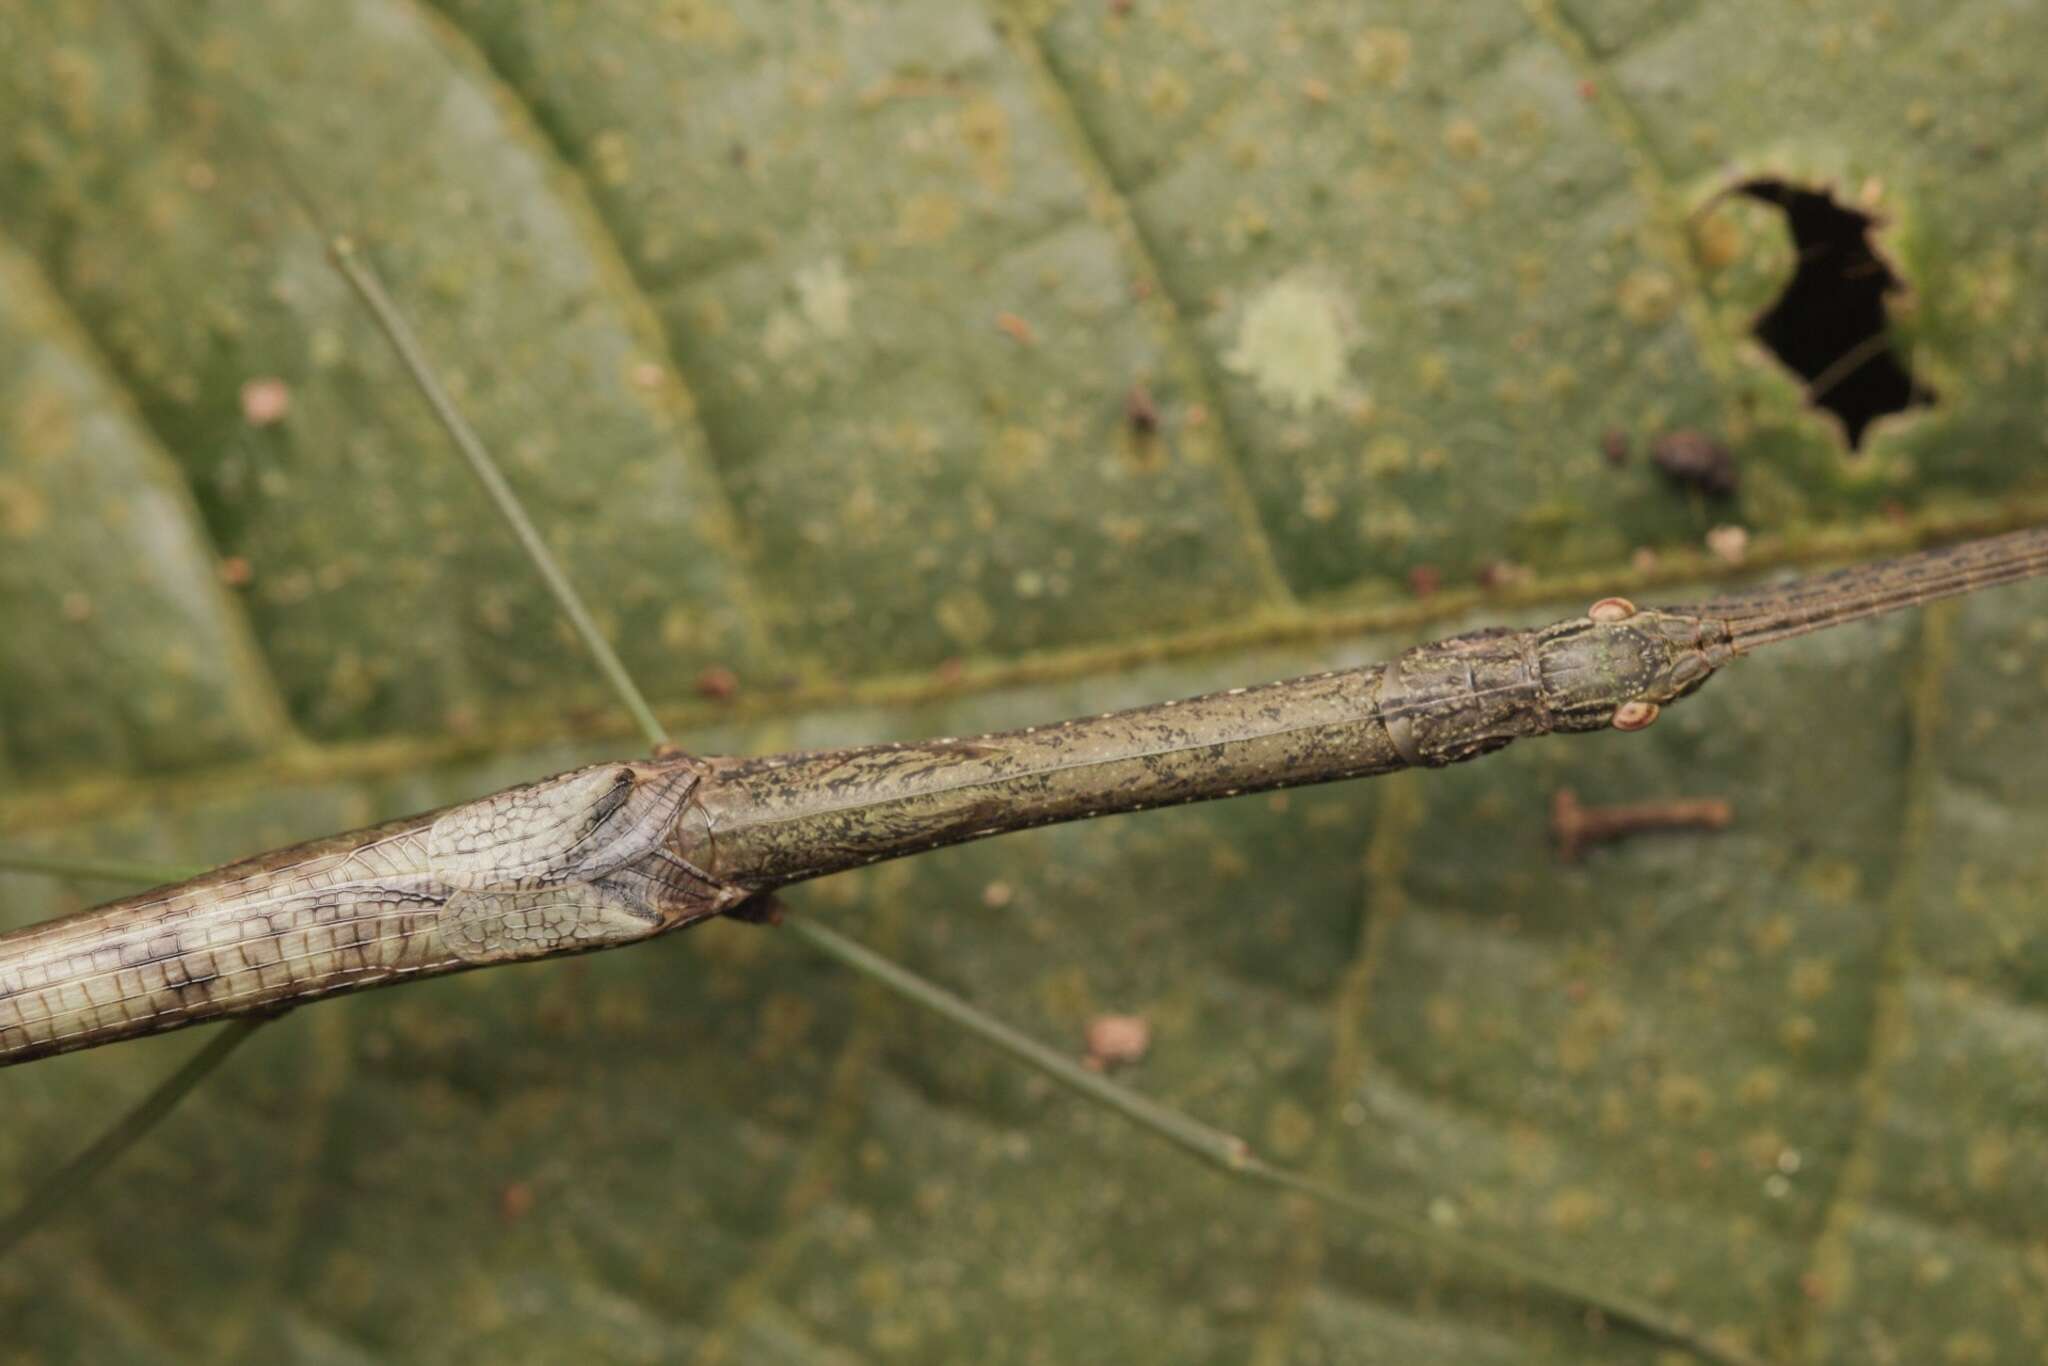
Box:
(790, 918, 1762, 1366)
(328, 238, 670, 752)
(338, 246, 1760, 1366)
(0, 855, 259, 1259)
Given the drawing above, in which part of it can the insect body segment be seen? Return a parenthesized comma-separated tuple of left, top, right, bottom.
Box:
(0, 758, 741, 1062)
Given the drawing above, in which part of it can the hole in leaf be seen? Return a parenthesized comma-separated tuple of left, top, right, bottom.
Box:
(1736, 179, 1935, 448)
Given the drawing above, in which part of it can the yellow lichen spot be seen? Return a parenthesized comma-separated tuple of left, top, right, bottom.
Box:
(1208, 844, 1250, 879)
(1425, 993, 1462, 1039)
(1965, 1129, 2011, 1192)
(1225, 198, 1273, 248)
(987, 425, 1050, 484)
(1223, 275, 1350, 415)
(1617, 267, 1679, 325)
(759, 309, 806, 362)
(1265, 1099, 1316, 1158)
(590, 129, 633, 187)
(1558, 992, 1626, 1074)
(1142, 68, 1192, 117)
(935, 588, 994, 647)
(1351, 28, 1412, 87)
(1789, 957, 1833, 1002)
(959, 95, 1012, 194)
(895, 190, 961, 245)
(1693, 210, 1745, 271)
(1360, 501, 1418, 550)
(855, 1262, 901, 1308)
(655, 0, 741, 44)
(1905, 98, 1936, 131)
(1417, 352, 1449, 394)
(1941, 1329, 1996, 1365)
(1300, 481, 1338, 523)
(1545, 1187, 1608, 1234)
(660, 604, 697, 651)
(1656, 1073, 1713, 1124)
(1460, 181, 1494, 212)
(1802, 859, 1861, 905)
(1738, 1066, 1783, 1106)
(1507, 1125, 1558, 1181)
(1443, 118, 1485, 159)
(1363, 433, 1410, 476)
(795, 258, 855, 337)
(1751, 914, 1795, 956)
(1780, 1013, 1818, 1052)
(0, 477, 49, 539)
(694, 296, 731, 337)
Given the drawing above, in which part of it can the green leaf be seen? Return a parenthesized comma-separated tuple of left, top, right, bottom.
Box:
(3, 1, 2046, 1361)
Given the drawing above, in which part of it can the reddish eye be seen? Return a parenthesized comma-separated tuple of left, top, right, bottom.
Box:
(1611, 701, 1660, 731)
(1588, 597, 1637, 623)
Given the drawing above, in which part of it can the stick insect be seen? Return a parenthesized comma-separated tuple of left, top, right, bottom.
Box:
(6, 7, 2048, 1364)
(2, 240, 2043, 1363)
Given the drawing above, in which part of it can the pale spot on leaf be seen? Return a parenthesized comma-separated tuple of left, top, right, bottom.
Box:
(1224, 276, 1350, 415)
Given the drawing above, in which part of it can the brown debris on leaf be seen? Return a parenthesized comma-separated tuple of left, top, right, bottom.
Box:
(1650, 429, 1738, 496)
(1083, 1014, 1151, 1071)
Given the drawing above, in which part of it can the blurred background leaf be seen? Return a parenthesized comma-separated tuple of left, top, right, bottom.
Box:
(2, 1, 2046, 1360)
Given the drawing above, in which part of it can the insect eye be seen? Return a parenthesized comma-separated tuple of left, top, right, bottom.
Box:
(1587, 597, 1637, 623)
(1611, 701, 1660, 731)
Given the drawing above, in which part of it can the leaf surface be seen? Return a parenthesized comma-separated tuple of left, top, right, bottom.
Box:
(2, 1, 2046, 1361)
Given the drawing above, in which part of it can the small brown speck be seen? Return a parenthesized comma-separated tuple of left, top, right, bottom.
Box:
(1085, 1014, 1150, 1070)
(1706, 524, 1749, 564)
(1600, 428, 1630, 465)
(629, 362, 664, 390)
(1650, 429, 1738, 496)
(1631, 546, 1659, 573)
(1407, 564, 1441, 598)
(1300, 77, 1331, 104)
(1109, 0, 1134, 14)
(219, 556, 253, 587)
(500, 1182, 535, 1221)
(1125, 384, 1160, 435)
(994, 312, 1036, 346)
(981, 881, 1013, 909)
(61, 591, 92, 623)
(240, 378, 291, 427)
(694, 666, 739, 700)
(1577, 79, 1598, 101)
(934, 657, 966, 686)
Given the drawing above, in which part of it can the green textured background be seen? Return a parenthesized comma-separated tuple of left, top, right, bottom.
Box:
(3, 1, 2047, 1361)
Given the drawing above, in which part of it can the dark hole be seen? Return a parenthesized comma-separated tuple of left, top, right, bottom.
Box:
(1736, 179, 1935, 448)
